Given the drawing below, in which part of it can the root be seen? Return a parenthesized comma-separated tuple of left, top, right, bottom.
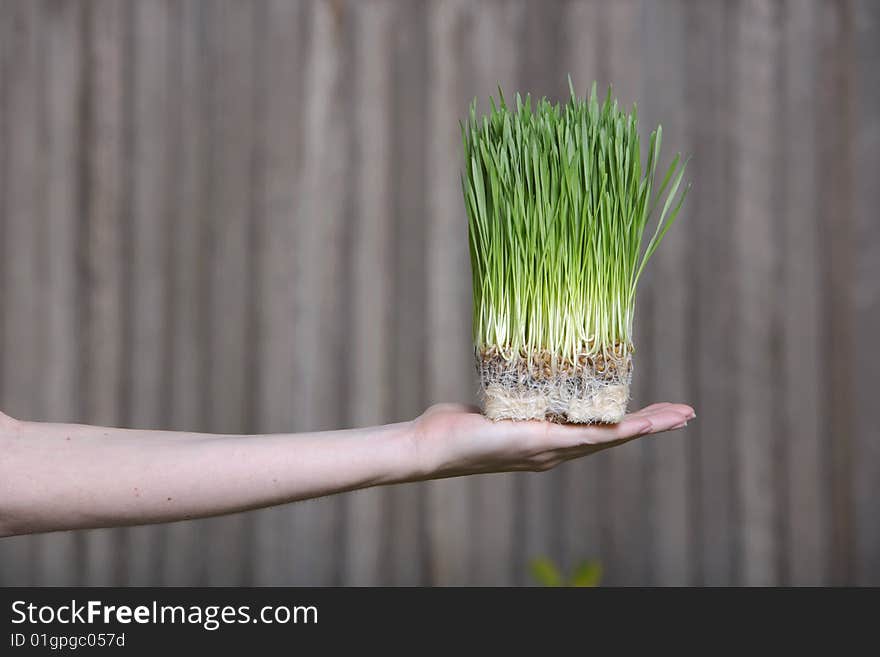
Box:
(564, 385, 629, 423)
(483, 385, 549, 422)
(477, 347, 632, 424)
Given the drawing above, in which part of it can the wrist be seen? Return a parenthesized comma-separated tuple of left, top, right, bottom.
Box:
(338, 419, 429, 489)
(382, 418, 432, 485)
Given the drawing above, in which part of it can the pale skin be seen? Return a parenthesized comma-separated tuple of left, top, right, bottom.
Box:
(0, 401, 694, 538)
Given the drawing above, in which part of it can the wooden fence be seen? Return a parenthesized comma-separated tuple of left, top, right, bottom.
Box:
(0, 0, 877, 586)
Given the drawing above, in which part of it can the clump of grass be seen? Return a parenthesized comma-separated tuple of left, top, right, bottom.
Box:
(462, 80, 689, 423)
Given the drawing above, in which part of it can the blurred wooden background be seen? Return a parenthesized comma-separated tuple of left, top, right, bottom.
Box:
(0, 0, 877, 586)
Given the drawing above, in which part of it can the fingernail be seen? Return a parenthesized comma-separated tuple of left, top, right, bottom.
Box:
(671, 421, 688, 430)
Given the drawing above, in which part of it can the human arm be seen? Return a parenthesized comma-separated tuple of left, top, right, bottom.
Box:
(0, 402, 694, 537)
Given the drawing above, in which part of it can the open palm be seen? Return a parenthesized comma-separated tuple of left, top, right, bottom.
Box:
(413, 402, 695, 478)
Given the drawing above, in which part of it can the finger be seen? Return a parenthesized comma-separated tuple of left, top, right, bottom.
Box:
(659, 403, 695, 419)
(532, 401, 695, 450)
(641, 406, 694, 434)
(633, 403, 694, 421)
(557, 414, 654, 447)
(603, 414, 657, 442)
(569, 405, 693, 446)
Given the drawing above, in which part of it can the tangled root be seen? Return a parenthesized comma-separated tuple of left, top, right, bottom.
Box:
(476, 347, 633, 424)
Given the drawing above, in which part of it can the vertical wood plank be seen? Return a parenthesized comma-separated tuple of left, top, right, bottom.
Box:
(78, 0, 127, 586)
(161, 0, 208, 585)
(425, 0, 474, 586)
(37, 1, 81, 425)
(387, 0, 429, 586)
(851, 0, 879, 586)
(124, 0, 172, 586)
(342, 0, 394, 586)
(686, 0, 737, 586)
(33, 0, 83, 586)
(125, 0, 170, 438)
(779, 0, 830, 586)
(560, 0, 603, 584)
(251, 0, 307, 587)
(642, 0, 693, 587)
(1, 0, 42, 420)
(468, 0, 522, 587)
(733, 0, 782, 586)
(286, 0, 349, 585)
(817, 0, 857, 586)
(200, 0, 258, 585)
(0, 0, 43, 586)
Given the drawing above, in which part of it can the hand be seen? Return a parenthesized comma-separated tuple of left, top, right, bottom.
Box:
(412, 402, 695, 478)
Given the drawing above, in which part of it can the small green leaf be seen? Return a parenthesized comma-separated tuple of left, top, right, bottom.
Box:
(569, 560, 603, 587)
(529, 558, 563, 587)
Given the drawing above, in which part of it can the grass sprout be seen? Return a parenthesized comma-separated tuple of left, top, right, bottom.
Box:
(462, 80, 690, 366)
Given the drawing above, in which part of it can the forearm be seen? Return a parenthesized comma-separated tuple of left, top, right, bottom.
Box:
(0, 417, 421, 536)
